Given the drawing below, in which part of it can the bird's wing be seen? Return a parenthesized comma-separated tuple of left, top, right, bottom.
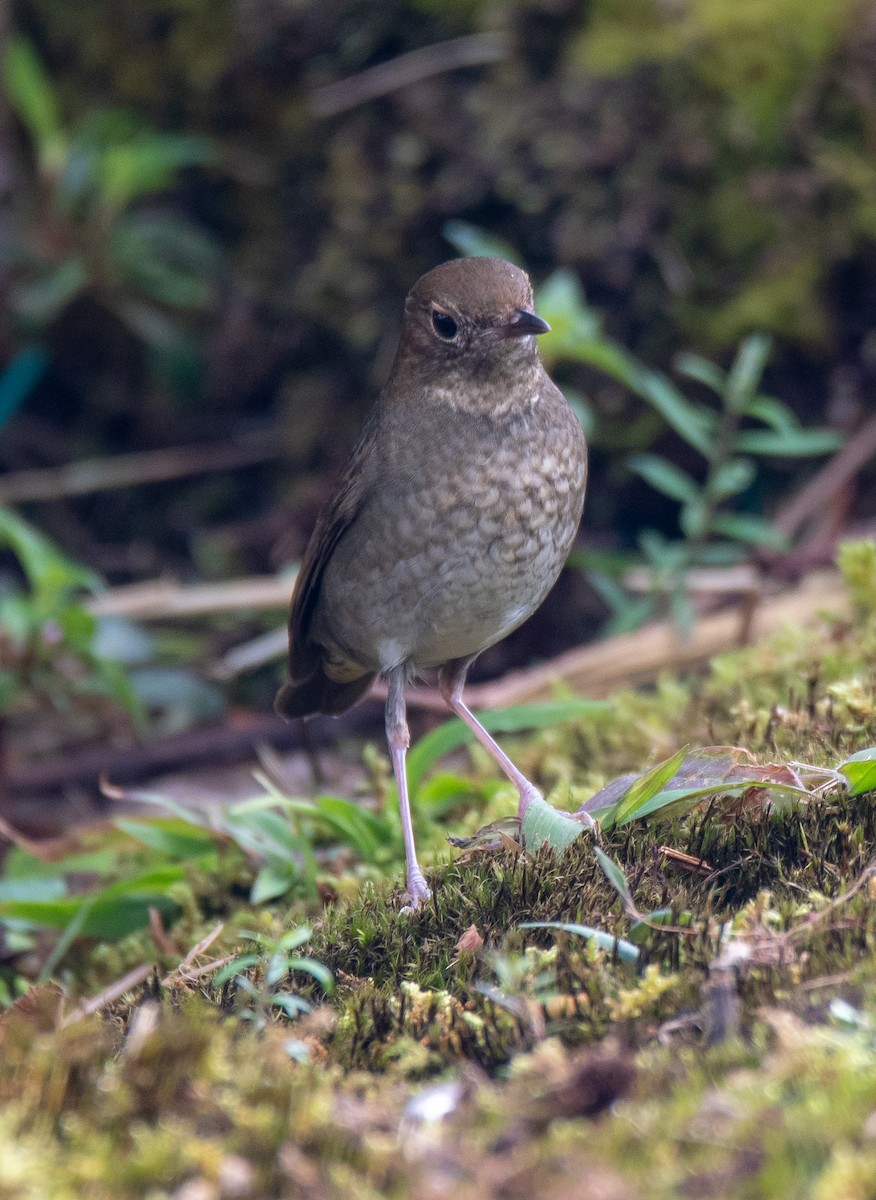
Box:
(286, 410, 378, 683)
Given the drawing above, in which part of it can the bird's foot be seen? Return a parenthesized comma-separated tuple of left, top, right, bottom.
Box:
(516, 784, 543, 822)
(400, 870, 431, 914)
(516, 784, 596, 830)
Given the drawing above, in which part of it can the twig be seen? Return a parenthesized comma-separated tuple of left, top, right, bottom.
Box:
(772, 412, 876, 540)
(3, 571, 850, 808)
(4, 706, 379, 803)
(310, 32, 510, 118)
(397, 568, 849, 711)
(162, 922, 229, 985)
(176, 921, 225, 971)
(211, 626, 289, 679)
(622, 564, 761, 596)
(61, 924, 232, 1026)
(170, 954, 236, 984)
(0, 436, 282, 505)
(85, 575, 294, 619)
(63, 964, 154, 1025)
(148, 907, 177, 956)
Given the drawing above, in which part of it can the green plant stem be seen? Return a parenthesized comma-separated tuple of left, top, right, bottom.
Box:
(685, 397, 747, 570)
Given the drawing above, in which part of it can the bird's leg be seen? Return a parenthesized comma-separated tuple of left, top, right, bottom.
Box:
(438, 657, 542, 821)
(385, 664, 431, 909)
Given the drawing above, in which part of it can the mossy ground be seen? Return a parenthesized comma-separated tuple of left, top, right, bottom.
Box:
(2, 567, 876, 1199)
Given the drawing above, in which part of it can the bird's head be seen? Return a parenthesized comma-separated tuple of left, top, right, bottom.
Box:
(395, 258, 550, 404)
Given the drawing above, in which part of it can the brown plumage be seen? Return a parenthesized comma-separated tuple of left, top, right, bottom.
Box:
(276, 257, 588, 909)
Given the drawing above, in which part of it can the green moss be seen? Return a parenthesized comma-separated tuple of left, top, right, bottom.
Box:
(3, 560, 876, 1192)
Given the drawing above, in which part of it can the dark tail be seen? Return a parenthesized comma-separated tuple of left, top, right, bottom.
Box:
(274, 669, 376, 720)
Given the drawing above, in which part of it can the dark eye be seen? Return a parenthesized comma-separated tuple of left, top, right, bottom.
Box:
(431, 310, 458, 340)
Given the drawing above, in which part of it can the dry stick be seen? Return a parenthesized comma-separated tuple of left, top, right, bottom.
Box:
(62, 924, 231, 1027)
(310, 32, 510, 118)
(63, 963, 155, 1024)
(5, 571, 849, 802)
(86, 575, 294, 619)
(399, 568, 849, 711)
(211, 625, 289, 679)
(0, 437, 281, 505)
(170, 922, 225, 973)
(5, 705, 380, 798)
(772, 411, 876, 540)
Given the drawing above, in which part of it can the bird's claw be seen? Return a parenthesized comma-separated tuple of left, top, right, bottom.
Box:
(400, 872, 431, 914)
(516, 784, 543, 822)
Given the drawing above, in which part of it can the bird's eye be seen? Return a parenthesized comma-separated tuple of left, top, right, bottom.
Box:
(431, 310, 458, 340)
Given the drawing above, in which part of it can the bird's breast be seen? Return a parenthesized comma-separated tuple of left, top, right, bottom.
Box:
(313, 399, 586, 672)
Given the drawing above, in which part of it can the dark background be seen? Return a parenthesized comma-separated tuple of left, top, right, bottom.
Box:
(2, 0, 875, 735)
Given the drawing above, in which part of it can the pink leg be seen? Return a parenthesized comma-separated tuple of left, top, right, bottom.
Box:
(439, 658, 543, 820)
(386, 665, 430, 910)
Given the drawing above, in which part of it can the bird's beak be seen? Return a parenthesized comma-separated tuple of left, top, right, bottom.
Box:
(501, 308, 551, 338)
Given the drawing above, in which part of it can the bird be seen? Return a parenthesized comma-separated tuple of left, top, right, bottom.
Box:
(276, 256, 588, 909)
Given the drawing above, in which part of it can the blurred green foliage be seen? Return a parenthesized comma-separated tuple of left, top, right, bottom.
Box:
(2, 35, 223, 406)
(0, 1, 873, 643)
(0, 507, 141, 719)
(15, 0, 876, 375)
(0, 509, 226, 739)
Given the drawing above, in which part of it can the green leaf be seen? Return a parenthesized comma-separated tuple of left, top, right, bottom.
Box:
(712, 458, 756, 499)
(621, 777, 811, 825)
(286, 956, 334, 992)
(725, 334, 771, 413)
(405, 699, 608, 798)
(0, 867, 183, 939)
(0, 347, 50, 430)
(37, 895, 96, 983)
(271, 995, 312, 1018)
(0, 508, 100, 604)
(521, 921, 639, 963)
(535, 270, 602, 361)
(839, 747, 876, 796)
(735, 429, 842, 457)
(673, 352, 725, 393)
(635, 370, 714, 456)
(606, 746, 689, 830)
(12, 259, 89, 324)
(3, 38, 65, 173)
(520, 793, 592, 853)
(628, 454, 700, 504)
(213, 955, 260, 986)
(0, 877, 67, 902)
(225, 808, 304, 860)
(113, 817, 217, 858)
(582, 746, 814, 825)
(594, 847, 632, 907)
(711, 512, 788, 549)
(98, 134, 214, 211)
(276, 926, 312, 954)
(564, 337, 642, 386)
(638, 529, 688, 570)
(111, 214, 221, 311)
(311, 795, 389, 862)
(587, 570, 655, 636)
(746, 395, 799, 433)
(250, 860, 298, 904)
(55, 604, 97, 650)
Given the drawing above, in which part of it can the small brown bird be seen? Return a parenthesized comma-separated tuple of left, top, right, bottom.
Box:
(276, 257, 587, 908)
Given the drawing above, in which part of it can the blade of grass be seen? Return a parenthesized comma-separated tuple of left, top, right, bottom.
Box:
(521, 920, 639, 964)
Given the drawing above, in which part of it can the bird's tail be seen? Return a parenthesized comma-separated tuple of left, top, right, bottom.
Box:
(274, 668, 376, 720)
